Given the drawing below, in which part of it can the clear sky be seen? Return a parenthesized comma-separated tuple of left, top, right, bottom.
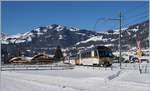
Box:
(2, 1, 149, 35)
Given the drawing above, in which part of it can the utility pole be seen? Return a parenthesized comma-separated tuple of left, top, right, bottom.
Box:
(119, 12, 122, 69)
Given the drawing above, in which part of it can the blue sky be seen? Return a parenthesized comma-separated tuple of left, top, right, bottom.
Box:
(2, 1, 149, 35)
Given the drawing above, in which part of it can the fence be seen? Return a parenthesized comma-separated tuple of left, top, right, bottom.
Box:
(1, 64, 75, 71)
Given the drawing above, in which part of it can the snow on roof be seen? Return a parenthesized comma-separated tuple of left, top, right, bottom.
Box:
(48, 55, 54, 58)
(105, 44, 114, 47)
(32, 53, 54, 59)
(24, 57, 33, 61)
(9, 57, 32, 62)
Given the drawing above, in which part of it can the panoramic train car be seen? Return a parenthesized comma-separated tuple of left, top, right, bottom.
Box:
(75, 46, 113, 66)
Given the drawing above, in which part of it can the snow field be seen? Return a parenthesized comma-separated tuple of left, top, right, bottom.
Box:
(1, 64, 150, 91)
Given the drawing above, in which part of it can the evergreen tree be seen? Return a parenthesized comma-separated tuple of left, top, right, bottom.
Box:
(54, 46, 64, 62)
(2, 49, 9, 64)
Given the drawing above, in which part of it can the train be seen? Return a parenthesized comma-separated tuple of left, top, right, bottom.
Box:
(75, 46, 113, 67)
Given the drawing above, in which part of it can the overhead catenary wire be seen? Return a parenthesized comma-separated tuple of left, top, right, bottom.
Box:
(108, 2, 148, 30)
(123, 10, 148, 20)
(94, 12, 148, 32)
(109, 10, 148, 31)
(122, 15, 148, 28)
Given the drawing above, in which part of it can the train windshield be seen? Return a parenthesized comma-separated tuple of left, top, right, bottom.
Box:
(98, 51, 113, 57)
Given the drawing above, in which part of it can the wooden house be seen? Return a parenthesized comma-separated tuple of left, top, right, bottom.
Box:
(31, 53, 53, 64)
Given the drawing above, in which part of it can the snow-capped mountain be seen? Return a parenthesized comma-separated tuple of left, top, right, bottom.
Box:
(1, 20, 149, 62)
(1, 24, 95, 45)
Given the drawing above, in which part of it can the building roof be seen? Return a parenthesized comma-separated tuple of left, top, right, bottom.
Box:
(9, 57, 32, 62)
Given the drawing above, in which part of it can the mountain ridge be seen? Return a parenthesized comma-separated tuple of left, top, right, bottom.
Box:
(1, 20, 149, 57)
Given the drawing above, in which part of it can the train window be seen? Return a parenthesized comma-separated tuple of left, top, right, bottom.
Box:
(108, 52, 112, 57)
(98, 51, 112, 57)
(80, 51, 92, 58)
(81, 53, 85, 58)
(87, 52, 91, 58)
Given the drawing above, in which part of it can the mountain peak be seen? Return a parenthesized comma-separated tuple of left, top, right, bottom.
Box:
(1, 20, 149, 50)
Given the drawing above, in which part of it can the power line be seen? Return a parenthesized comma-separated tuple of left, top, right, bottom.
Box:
(93, 3, 148, 31)
(98, 12, 148, 31)
(113, 3, 148, 29)
(93, 18, 108, 31)
(111, 16, 148, 31)
(123, 10, 148, 20)
(93, 11, 148, 31)
(122, 15, 148, 28)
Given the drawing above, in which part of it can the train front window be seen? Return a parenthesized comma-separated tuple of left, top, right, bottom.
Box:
(108, 52, 112, 57)
(98, 51, 112, 57)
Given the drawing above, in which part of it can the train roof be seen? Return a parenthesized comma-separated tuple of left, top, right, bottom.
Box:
(96, 46, 111, 50)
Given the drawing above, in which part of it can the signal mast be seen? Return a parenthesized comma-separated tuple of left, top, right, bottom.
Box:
(136, 32, 142, 73)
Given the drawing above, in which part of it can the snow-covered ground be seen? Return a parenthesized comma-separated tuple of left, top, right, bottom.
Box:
(1, 63, 150, 91)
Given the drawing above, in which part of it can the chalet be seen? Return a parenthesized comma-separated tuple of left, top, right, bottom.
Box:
(31, 53, 54, 64)
(9, 57, 32, 64)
